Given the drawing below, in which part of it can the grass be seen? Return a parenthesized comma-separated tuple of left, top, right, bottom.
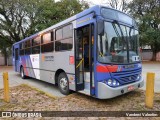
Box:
(20, 84, 56, 99)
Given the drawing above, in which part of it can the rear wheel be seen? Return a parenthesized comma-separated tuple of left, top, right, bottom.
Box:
(58, 72, 70, 95)
(20, 67, 26, 79)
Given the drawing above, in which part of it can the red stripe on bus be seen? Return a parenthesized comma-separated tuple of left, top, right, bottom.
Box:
(96, 65, 109, 72)
(107, 65, 118, 72)
(97, 65, 118, 73)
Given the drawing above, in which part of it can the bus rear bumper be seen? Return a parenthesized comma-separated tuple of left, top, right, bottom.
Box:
(97, 77, 144, 99)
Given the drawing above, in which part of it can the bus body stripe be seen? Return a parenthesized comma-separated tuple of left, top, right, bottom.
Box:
(96, 65, 118, 73)
(107, 65, 118, 72)
(96, 65, 109, 72)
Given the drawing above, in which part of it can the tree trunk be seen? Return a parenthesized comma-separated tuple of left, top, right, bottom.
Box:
(3, 48, 8, 66)
(152, 51, 157, 61)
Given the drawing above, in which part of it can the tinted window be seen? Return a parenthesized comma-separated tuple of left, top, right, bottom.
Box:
(55, 38, 72, 51)
(25, 48, 31, 55)
(63, 24, 72, 38)
(32, 36, 41, 46)
(20, 49, 24, 56)
(41, 42, 54, 53)
(32, 46, 40, 54)
(25, 40, 31, 48)
(42, 33, 52, 44)
(20, 42, 25, 49)
(15, 48, 19, 60)
(56, 29, 62, 40)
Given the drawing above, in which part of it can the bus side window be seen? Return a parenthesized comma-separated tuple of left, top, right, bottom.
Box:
(32, 36, 41, 54)
(41, 32, 54, 53)
(20, 42, 25, 56)
(15, 48, 19, 60)
(25, 40, 31, 55)
(55, 24, 73, 51)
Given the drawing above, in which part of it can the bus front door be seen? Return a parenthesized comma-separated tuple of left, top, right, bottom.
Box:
(75, 24, 94, 95)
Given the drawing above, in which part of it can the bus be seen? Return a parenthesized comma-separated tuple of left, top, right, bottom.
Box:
(12, 5, 144, 99)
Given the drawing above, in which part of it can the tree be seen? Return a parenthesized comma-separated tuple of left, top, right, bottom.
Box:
(53, 0, 89, 22)
(0, 35, 11, 65)
(0, 0, 89, 65)
(105, 0, 128, 12)
(127, 0, 160, 61)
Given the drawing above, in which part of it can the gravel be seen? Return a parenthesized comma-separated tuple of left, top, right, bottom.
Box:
(0, 84, 160, 120)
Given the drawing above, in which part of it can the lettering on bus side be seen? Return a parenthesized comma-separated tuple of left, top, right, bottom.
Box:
(42, 55, 54, 61)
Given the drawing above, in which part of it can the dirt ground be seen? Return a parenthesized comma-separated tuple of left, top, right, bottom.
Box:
(0, 84, 160, 120)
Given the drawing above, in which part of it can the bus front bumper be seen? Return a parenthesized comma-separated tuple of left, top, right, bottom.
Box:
(97, 77, 144, 99)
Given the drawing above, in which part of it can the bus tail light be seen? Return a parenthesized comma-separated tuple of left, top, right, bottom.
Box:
(69, 56, 74, 65)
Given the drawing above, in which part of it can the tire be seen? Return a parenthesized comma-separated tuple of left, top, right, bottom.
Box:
(20, 67, 26, 79)
(58, 72, 70, 95)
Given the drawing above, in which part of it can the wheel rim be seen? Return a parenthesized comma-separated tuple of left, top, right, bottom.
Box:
(21, 68, 24, 78)
(59, 77, 68, 90)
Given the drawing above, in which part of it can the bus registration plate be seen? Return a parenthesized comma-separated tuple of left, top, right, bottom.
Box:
(128, 85, 134, 91)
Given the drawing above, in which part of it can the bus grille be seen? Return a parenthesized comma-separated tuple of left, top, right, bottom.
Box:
(111, 68, 141, 85)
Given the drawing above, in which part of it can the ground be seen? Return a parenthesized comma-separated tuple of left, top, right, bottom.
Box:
(0, 62, 160, 119)
(0, 84, 160, 120)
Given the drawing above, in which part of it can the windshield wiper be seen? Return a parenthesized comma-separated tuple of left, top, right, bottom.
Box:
(112, 20, 126, 51)
(129, 26, 138, 54)
(112, 20, 129, 62)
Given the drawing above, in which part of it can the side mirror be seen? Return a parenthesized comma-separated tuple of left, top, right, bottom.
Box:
(98, 20, 104, 35)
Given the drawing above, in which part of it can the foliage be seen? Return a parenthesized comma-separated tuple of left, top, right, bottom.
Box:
(127, 0, 160, 60)
(0, 0, 88, 64)
(0, 0, 88, 44)
(105, 0, 128, 12)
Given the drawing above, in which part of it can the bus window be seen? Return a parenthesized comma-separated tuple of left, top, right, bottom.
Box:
(32, 36, 41, 46)
(20, 42, 25, 56)
(41, 42, 53, 53)
(25, 48, 31, 55)
(32, 36, 41, 54)
(55, 38, 72, 51)
(15, 48, 19, 60)
(25, 40, 31, 55)
(42, 32, 51, 44)
(56, 28, 62, 40)
(41, 32, 54, 53)
(25, 40, 31, 48)
(55, 24, 73, 51)
(63, 24, 72, 38)
(32, 46, 40, 54)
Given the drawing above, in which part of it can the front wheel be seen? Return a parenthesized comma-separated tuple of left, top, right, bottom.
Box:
(58, 72, 70, 95)
(20, 67, 26, 79)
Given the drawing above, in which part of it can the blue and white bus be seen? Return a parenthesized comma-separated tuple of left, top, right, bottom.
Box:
(12, 5, 144, 99)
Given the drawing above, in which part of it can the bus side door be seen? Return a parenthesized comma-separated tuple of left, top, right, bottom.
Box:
(75, 24, 94, 95)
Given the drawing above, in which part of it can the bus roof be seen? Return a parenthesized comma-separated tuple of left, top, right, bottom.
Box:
(13, 5, 132, 46)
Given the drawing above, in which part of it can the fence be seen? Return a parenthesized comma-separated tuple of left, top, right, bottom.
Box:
(142, 49, 160, 61)
(0, 54, 12, 66)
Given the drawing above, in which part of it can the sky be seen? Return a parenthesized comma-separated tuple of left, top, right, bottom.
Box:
(83, 0, 105, 6)
(55, 0, 107, 7)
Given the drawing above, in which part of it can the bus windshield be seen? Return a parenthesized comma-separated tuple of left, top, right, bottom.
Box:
(98, 22, 140, 64)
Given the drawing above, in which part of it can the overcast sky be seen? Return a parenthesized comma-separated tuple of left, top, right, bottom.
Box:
(55, 0, 106, 7)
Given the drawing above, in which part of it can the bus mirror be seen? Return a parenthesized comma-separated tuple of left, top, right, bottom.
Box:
(98, 20, 104, 35)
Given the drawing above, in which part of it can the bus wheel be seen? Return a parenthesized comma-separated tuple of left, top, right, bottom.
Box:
(58, 72, 70, 95)
(20, 67, 26, 79)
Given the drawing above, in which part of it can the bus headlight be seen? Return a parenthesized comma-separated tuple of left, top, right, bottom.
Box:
(136, 73, 141, 80)
(106, 79, 120, 87)
(107, 79, 112, 85)
(113, 80, 117, 86)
